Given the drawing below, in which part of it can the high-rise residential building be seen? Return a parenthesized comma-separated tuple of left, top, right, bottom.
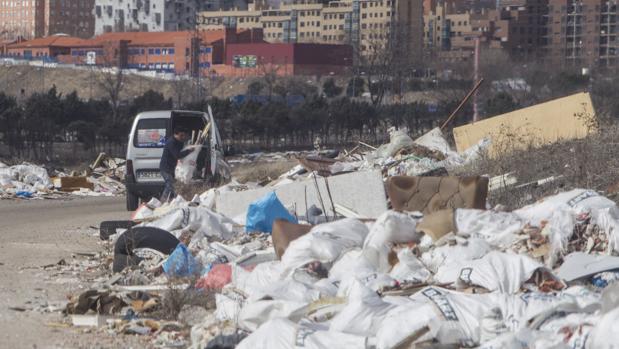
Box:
(197, 0, 424, 63)
(1, 0, 95, 40)
(546, 0, 617, 68)
(423, 2, 508, 61)
(45, 0, 96, 38)
(93, 0, 246, 35)
(498, 0, 548, 60)
(0, 0, 45, 40)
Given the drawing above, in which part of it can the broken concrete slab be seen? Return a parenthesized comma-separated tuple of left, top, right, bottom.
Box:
(216, 170, 388, 220)
(453, 92, 596, 156)
(557, 252, 619, 282)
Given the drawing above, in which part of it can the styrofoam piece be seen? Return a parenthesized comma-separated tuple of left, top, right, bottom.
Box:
(557, 252, 619, 282)
(216, 170, 387, 220)
(71, 314, 113, 327)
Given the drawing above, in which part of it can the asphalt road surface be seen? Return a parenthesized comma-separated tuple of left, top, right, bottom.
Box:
(0, 197, 149, 349)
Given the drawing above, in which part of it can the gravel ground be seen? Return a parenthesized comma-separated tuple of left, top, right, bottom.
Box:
(0, 197, 152, 349)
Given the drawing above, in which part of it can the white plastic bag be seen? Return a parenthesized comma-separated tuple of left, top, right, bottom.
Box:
(175, 146, 200, 184)
(143, 206, 238, 240)
(434, 251, 544, 293)
(413, 127, 452, 156)
(389, 248, 432, 283)
(455, 209, 525, 248)
(238, 299, 308, 332)
(281, 218, 369, 274)
(363, 210, 421, 273)
(330, 280, 396, 336)
(237, 318, 369, 349)
(421, 238, 492, 273)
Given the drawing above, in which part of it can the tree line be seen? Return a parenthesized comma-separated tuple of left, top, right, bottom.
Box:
(0, 84, 456, 160)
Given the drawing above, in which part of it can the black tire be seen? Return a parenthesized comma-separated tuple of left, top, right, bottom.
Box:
(113, 227, 180, 273)
(126, 191, 139, 211)
(99, 220, 138, 240)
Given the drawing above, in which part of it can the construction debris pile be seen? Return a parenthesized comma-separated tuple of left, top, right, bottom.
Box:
(0, 153, 125, 200)
(48, 113, 619, 349)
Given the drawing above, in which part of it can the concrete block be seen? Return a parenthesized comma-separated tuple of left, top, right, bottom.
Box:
(216, 170, 387, 220)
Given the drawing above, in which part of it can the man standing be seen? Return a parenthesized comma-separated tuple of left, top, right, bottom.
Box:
(159, 127, 192, 201)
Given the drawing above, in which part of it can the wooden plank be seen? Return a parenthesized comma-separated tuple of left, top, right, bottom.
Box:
(453, 92, 596, 156)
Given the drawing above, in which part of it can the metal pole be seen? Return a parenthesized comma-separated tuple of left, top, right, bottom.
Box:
(473, 37, 480, 122)
(440, 78, 484, 130)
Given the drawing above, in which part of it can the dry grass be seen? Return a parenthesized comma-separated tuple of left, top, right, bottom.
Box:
(231, 159, 298, 184)
(154, 279, 216, 321)
(455, 121, 619, 209)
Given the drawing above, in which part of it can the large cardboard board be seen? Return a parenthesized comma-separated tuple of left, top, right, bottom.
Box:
(216, 170, 388, 220)
(453, 92, 596, 156)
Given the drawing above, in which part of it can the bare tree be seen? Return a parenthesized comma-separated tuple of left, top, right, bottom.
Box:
(356, 21, 418, 106)
(257, 59, 283, 99)
(171, 76, 193, 108)
(95, 67, 125, 123)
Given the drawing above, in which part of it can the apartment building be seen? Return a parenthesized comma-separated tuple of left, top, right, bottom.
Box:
(546, 0, 618, 68)
(0, 0, 94, 40)
(499, 0, 548, 59)
(423, 2, 503, 57)
(93, 0, 246, 35)
(198, 0, 424, 63)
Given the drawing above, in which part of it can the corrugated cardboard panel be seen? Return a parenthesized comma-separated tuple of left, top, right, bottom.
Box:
(453, 92, 596, 156)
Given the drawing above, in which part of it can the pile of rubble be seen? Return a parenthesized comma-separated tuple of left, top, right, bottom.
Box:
(0, 153, 125, 200)
(44, 121, 619, 349)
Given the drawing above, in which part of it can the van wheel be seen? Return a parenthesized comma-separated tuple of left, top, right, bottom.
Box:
(126, 191, 139, 211)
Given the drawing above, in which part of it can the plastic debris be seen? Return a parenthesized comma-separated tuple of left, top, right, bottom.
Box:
(245, 191, 297, 233)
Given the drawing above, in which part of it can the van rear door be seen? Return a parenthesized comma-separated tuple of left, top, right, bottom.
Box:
(131, 117, 169, 183)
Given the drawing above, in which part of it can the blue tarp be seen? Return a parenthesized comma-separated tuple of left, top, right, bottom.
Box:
(245, 191, 297, 233)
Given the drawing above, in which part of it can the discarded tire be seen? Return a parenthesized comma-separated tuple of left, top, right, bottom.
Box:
(112, 227, 180, 273)
(100, 220, 138, 240)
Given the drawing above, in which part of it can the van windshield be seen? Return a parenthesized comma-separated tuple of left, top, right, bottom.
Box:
(134, 118, 168, 148)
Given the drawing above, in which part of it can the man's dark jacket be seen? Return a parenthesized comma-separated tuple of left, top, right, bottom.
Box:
(159, 137, 191, 174)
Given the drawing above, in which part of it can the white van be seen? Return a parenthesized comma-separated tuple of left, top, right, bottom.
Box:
(125, 109, 222, 211)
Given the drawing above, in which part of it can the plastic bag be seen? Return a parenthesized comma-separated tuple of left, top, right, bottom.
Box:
(232, 261, 285, 299)
(162, 243, 202, 277)
(389, 248, 432, 283)
(455, 209, 525, 248)
(214, 291, 245, 322)
(144, 206, 238, 240)
(238, 299, 308, 332)
(330, 280, 396, 336)
(515, 189, 619, 226)
(281, 218, 369, 274)
(175, 146, 200, 184)
(413, 127, 452, 156)
(236, 318, 369, 349)
(195, 263, 232, 290)
(434, 251, 544, 293)
(245, 192, 297, 233)
(363, 210, 421, 273)
(374, 128, 415, 159)
(421, 238, 492, 273)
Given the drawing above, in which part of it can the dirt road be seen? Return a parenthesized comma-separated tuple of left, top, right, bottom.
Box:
(0, 197, 148, 348)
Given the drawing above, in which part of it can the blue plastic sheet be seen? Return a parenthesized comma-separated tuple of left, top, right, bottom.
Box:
(162, 243, 201, 277)
(15, 191, 33, 198)
(245, 191, 297, 233)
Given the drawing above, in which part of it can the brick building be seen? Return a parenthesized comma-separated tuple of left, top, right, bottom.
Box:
(5, 28, 353, 76)
(0, 0, 95, 41)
